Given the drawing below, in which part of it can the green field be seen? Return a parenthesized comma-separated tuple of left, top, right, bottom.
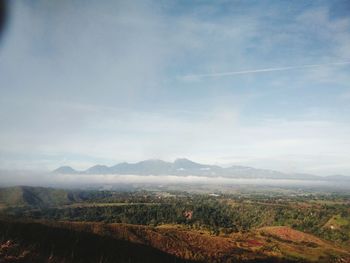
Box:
(0, 186, 349, 262)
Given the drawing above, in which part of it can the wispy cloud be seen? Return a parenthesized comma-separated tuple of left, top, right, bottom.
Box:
(182, 61, 350, 80)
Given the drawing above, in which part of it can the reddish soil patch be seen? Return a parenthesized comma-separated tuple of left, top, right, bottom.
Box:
(246, 239, 263, 247)
(260, 226, 321, 244)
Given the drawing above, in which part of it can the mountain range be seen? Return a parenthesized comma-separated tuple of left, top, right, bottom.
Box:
(53, 158, 350, 181)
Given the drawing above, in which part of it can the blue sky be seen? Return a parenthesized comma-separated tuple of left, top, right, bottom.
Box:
(0, 0, 350, 175)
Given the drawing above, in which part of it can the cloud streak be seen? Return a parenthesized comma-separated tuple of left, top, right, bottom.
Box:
(183, 61, 350, 80)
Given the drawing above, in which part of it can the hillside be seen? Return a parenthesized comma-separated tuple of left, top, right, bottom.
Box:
(0, 220, 192, 263)
(29, 221, 350, 263)
(0, 186, 74, 207)
(0, 186, 110, 207)
(1, 186, 349, 262)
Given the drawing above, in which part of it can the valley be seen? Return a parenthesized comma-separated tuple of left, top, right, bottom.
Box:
(0, 186, 349, 262)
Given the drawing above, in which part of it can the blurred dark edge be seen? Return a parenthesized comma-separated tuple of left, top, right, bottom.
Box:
(0, 0, 7, 43)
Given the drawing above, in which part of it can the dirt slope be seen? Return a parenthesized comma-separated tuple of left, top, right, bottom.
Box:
(43, 221, 350, 262)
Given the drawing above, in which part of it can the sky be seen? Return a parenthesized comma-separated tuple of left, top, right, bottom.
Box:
(0, 0, 350, 176)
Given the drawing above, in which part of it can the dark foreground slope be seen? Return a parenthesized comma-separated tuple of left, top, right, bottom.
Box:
(46, 221, 349, 263)
(0, 220, 193, 263)
(2, 219, 349, 263)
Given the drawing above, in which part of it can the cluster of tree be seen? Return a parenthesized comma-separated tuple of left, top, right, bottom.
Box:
(2, 192, 349, 245)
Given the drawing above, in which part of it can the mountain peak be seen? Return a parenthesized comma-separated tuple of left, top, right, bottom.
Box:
(173, 158, 204, 169)
(50, 159, 347, 181)
(53, 166, 78, 174)
(85, 165, 110, 174)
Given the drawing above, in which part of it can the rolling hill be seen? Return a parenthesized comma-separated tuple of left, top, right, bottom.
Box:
(0, 186, 110, 207)
(0, 219, 192, 263)
(3, 220, 347, 263)
(0, 186, 75, 207)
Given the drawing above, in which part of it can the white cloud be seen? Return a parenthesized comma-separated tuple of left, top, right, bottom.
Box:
(1, 99, 350, 175)
(0, 1, 349, 176)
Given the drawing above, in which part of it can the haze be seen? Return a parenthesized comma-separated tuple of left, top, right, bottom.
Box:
(0, 0, 350, 176)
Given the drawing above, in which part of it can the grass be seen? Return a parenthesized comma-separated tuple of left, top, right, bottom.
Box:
(324, 214, 349, 229)
(258, 226, 350, 262)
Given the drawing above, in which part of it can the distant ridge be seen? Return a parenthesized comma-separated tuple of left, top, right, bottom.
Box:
(53, 166, 78, 174)
(324, 174, 350, 181)
(52, 158, 349, 181)
(85, 165, 110, 174)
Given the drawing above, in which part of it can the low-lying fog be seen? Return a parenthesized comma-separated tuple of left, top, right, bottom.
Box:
(1, 170, 349, 191)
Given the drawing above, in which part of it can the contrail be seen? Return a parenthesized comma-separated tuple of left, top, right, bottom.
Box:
(183, 61, 350, 79)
